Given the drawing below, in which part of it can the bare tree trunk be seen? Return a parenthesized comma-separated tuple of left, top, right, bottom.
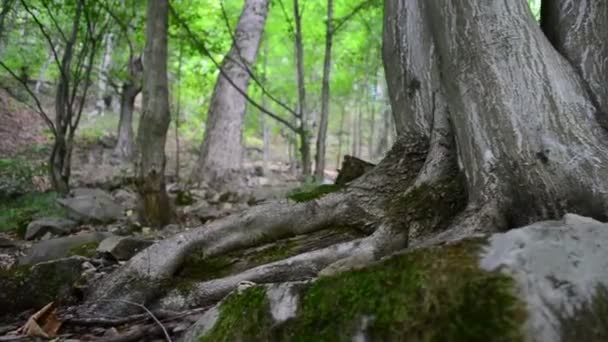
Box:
(259, 42, 270, 174)
(113, 56, 142, 161)
(314, 0, 334, 181)
(293, 0, 311, 178)
(174, 44, 183, 181)
(191, 0, 270, 189)
(335, 106, 345, 170)
(136, 0, 172, 227)
(94, 32, 114, 116)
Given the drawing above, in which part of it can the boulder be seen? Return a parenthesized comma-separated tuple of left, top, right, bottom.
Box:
(57, 188, 123, 223)
(97, 236, 154, 261)
(25, 217, 78, 240)
(0, 256, 86, 315)
(112, 188, 138, 210)
(20, 232, 111, 265)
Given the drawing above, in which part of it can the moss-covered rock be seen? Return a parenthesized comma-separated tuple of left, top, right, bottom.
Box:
(0, 256, 84, 318)
(67, 241, 100, 258)
(196, 240, 525, 341)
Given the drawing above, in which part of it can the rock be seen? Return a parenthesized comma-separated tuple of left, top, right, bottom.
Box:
(25, 217, 78, 240)
(19, 232, 111, 265)
(57, 188, 123, 223)
(186, 202, 223, 223)
(112, 188, 138, 210)
(182, 305, 221, 342)
(480, 214, 608, 342)
(0, 256, 86, 315)
(97, 236, 154, 261)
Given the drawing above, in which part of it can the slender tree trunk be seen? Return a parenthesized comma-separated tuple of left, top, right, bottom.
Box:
(113, 56, 142, 161)
(174, 44, 183, 181)
(293, 0, 311, 178)
(94, 32, 114, 116)
(191, 0, 270, 189)
(259, 42, 270, 174)
(314, 0, 334, 181)
(336, 106, 345, 170)
(136, 0, 172, 227)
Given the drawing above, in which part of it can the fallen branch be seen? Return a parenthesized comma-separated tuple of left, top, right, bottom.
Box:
(96, 300, 172, 342)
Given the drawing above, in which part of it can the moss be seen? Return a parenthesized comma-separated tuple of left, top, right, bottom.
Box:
(559, 285, 608, 342)
(67, 241, 100, 258)
(288, 184, 343, 203)
(388, 174, 467, 236)
(249, 240, 299, 265)
(0, 192, 68, 235)
(179, 255, 236, 281)
(199, 240, 526, 341)
(199, 286, 273, 342)
(176, 190, 195, 206)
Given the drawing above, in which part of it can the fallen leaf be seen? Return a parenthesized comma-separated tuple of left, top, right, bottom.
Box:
(17, 302, 63, 338)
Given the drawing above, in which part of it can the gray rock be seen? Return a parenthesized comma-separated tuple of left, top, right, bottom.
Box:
(25, 217, 78, 240)
(97, 236, 154, 261)
(0, 235, 16, 248)
(58, 188, 123, 223)
(20, 232, 111, 265)
(182, 305, 220, 342)
(112, 188, 138, 210)
(0, 256, 86, 315)
(480, 214, 608, 342)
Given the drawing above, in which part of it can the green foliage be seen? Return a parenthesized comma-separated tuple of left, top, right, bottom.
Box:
(0, 157, 47, 196)
(0, 192, 67, 235)
(200, 241, 526, 341)
(288, 183, 343, 202)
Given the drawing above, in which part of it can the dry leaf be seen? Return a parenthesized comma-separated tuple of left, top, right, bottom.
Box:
(17, 302, 63, 338)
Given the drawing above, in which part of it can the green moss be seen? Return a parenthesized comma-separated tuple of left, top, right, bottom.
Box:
(179, 255, 235, 281)
(559, 285, 608, 341)
(67, 241, 100, 258)
(199, 286, 273, 342)
(0, 192, 67, 235)
(250, 240, 299, 265)
(288, 184, 343, 202)
(388, 174, 467, 236)
(199, 240, 526, 341)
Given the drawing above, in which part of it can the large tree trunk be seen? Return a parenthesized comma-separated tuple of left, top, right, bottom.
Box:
(314, 0, 334, 181)
(191, 0, 270, 189)
(79, 0, 608, 320)
(136, 0, 172, 227)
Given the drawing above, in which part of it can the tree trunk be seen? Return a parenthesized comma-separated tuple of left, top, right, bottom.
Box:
(336, 106, 345, 170)
(94, 32, 114, 116)
(294, 0, 311, 178)
(80, 0, 608, 319)
(191, 0, 270, 189)
(113, 56, 142, 161)
(136, 0, 172, 227)
(314, 0, 334, 181)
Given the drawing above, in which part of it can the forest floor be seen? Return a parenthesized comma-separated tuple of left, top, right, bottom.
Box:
(0, 92, 316, 340)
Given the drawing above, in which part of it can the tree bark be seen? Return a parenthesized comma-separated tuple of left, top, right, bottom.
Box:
(114, 55, 142, 161)
(314, 0, 334, 181)
(191, 0, 270, 189)
(136, 0, 172, 227)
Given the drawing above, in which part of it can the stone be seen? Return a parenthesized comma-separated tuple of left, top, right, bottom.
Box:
(0, 235, 16, 248)
(480, 214, 608, 342)
(0, 256, 86, 315)
(97, 236, 154, 261)
(25, 217, 78, 240)
(182, 305, 220, 342)
(19, 232, 111, 265)
(112, 188, 138, 210)
(57, 188, 123, 223)
(266, 282, 301, 323)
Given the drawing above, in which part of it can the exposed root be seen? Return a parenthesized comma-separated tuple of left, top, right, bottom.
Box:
(158, 223, 407, 311)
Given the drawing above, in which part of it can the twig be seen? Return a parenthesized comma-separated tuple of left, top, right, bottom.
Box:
(96, 300, 172, 342)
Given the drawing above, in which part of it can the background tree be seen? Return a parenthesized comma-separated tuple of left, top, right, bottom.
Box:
(135, 0, 172, 227)
(191, 0, 271, 188)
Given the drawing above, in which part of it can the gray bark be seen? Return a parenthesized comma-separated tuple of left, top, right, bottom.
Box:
(136, 0, 171, 227)
(113, 56, 142, 161)
(541, 0, 608, 127)
(314, 0, 334, 181)
(192, 0, 270, 189)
